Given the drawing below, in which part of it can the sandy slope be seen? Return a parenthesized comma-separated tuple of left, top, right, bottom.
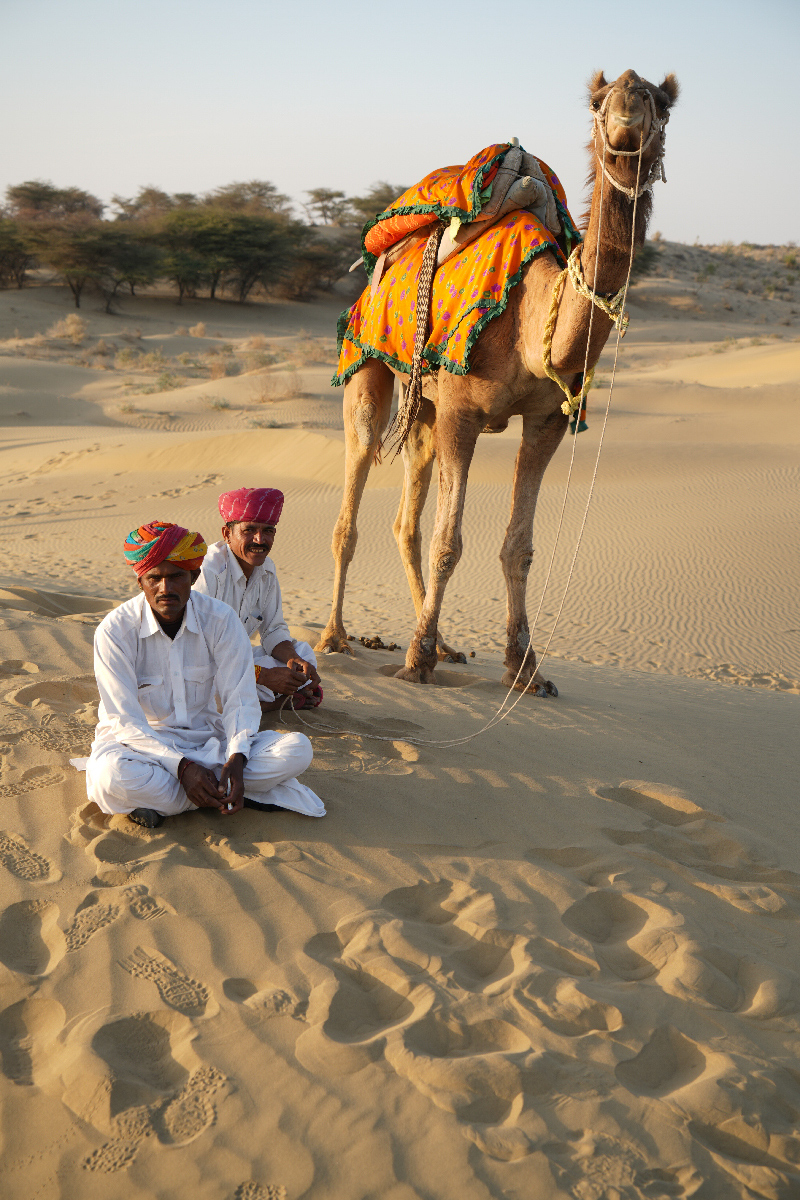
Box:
(0, 258, 798, 1199)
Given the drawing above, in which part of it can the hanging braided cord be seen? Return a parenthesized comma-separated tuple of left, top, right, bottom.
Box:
(382, 220, 446, 459)
(283, 113, 647, 749)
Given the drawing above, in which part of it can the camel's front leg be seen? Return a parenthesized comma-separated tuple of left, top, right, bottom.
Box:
(391, 399, 467, 665)
(500, 408, 568, 695)
(316, 361, 394, 655)
(395, 406, 481, 683)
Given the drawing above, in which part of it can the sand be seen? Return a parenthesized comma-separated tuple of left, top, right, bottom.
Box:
(0, 243, 798, 1199)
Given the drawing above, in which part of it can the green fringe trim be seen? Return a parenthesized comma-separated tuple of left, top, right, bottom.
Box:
(332, 229, 582, 388)
(359, 144, 511, 282)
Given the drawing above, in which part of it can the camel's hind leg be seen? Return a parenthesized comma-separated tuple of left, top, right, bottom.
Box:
(392, 398, 467, 665)
(315, 361, 394, 655)
(499, 408, 568, 695)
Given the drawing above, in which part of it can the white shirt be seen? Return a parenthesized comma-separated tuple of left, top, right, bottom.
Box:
(193, 542, 292, 656)
(92, 591, 260, 775)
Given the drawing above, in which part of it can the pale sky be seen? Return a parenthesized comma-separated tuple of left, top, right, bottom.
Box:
(2, 0, 797, 245)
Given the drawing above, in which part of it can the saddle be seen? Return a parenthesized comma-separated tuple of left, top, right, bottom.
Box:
(354, 140, 564, 299)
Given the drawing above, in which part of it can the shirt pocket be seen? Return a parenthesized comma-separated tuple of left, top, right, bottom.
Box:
(136, 675, 169, 722)
(183, 666, 215, 710)
(243, 613, 263, 638)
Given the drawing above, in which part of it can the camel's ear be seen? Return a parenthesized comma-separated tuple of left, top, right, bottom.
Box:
(658, 74, 679, 105)
(588, 70, 608, 97)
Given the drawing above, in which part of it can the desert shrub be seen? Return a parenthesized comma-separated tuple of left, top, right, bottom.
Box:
(48, 313, 88, 343)
(251, 368, 303, 403)
(244, 335, 268, 350)
(119, 403, 138, 413)
(89, 339, 112, 356)
(289, 335, 333, 364)
(175, 325, 188, 335)
(118, 327, 142, 342)
(189, 322, 206, 337)
(208, 356, 242, 379)
(244, 349, 278, 369)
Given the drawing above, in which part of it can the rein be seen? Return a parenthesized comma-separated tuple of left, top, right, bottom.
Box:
(592, 86, 669, 201)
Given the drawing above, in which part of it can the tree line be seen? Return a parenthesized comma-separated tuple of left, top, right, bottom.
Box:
(0, 179, 405, 309)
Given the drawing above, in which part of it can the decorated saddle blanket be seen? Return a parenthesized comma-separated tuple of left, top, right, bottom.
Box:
(333, 142, 581, 385)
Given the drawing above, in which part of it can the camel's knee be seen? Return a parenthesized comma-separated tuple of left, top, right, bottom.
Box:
(331, 517, 358, 564)
(351, 397, 388, 449)
(500, 544, 534, 580)
(432, 548, 460, 582)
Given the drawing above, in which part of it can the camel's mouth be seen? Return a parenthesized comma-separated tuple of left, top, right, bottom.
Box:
(609, 113, 644, 129)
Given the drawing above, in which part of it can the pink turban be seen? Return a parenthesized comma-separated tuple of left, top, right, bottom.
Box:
(219, 487, 284, 525)
(124, 522, 207, 578)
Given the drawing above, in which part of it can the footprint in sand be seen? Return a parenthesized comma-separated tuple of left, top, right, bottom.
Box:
(0, 997, 65, 1087)
(8, 675, 98, 719)
(119, 947, 213, 1017)
(0, 765, 66, 798)
(64, 894, 122, 951)
(81, 1054, 226, 1171)
(223, 978, 306, 1021)
(0, 829, 59, 882)
(123, 884, 175, 921)
(560, 890, 658, 981)
(0, 899, 65, 975)
(233, 1185, 288, 1200)
(83, 1140, 141, 1174)
(615, 1024, 706, 1095)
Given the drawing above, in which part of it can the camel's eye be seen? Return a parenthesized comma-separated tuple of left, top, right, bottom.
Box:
(591, 98, 601, 110)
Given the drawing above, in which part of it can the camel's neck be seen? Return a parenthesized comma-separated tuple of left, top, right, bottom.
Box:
(535, 169, 652, 376)
(580, 169, 651, 294)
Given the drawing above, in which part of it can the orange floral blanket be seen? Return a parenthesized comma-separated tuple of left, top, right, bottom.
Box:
(334, 143, 580, 384)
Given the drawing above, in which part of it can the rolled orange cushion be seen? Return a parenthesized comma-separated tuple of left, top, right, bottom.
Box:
(364, 212, 438, 257)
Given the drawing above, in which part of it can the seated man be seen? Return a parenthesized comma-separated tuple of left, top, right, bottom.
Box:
(86, 520, 325, 828)
(194, 487, 323, 710)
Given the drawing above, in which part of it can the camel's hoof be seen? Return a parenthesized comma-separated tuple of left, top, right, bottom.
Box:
(315, 636, 354, 656)
(443, 652, 468, 665)
(542, 679, 558, 697)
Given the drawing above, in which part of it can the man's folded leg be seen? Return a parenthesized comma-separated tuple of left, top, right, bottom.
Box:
(86, 745, 196, 818)
(242, 730, 325, 817)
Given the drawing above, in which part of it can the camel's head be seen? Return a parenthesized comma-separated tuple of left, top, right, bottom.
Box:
(587, 69, 678, 199)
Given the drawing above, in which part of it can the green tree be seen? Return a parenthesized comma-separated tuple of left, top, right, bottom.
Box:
(6, 180, 103, 219)
(0, 220, 35, 288)
(206, 180, 292, 217)
(23, 216, 112, 307)
(111, 186, 177, 221)
(216, 213, 292, 303)
(303, 188, 349, 226)
(348, 181, 406, 226)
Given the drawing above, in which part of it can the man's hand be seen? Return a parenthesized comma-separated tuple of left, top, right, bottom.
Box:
(286, 656, 321, 689)
(179, 760, 226, 810)
(256, 664, 309, 695)
(218, 753, 246, 815)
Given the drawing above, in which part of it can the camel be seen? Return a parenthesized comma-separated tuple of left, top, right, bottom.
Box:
(316, 69, 679, 693)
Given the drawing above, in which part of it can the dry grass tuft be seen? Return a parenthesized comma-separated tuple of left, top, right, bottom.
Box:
(48, 314, 88, 344)
(189, 322, 207, 338)
(250, 367, 304, 403)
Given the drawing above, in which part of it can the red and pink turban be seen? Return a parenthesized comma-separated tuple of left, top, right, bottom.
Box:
(218, 487, 284, 526)
(124, 522, 207, 578)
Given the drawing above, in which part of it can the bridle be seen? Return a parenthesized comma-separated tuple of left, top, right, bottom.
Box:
(591, 86, 669, 201)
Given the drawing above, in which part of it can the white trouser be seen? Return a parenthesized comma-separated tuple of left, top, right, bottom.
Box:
(254, 639, 318, 703)
(86, 730, 324, 818)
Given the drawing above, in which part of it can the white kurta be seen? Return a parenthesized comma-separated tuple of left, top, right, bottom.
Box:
(86, 591, 324, 818)
(194, 541, 318, 702)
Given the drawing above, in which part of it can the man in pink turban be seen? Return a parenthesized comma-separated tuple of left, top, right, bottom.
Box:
(194, 487, 323, 709)
(81, 519, 325, 829)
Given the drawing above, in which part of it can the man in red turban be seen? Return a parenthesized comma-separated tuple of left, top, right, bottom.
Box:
(82, 519, 325, 829)
(195, 487, 323, 710)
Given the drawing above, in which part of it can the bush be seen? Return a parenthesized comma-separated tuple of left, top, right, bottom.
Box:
(189, 322, 206, 338)
(48, 313, 88, 343)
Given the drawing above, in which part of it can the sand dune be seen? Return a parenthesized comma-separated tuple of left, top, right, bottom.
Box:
(0, 256, 798, 1197)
